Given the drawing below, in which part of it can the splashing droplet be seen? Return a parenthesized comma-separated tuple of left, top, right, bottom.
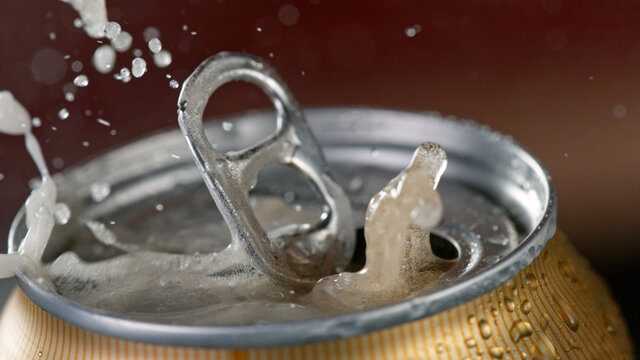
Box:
(131, 58, 147, 78)
(58, 108, 69, 120)
(104, 22, 121, 40)
(73, 74, 89, 87)
(148, 37, 162, 53)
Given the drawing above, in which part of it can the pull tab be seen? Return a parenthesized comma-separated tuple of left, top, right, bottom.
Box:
(177, 52, 355, 286)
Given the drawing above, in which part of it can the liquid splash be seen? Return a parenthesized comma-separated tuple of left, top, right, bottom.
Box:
(0, 91, 58, 277)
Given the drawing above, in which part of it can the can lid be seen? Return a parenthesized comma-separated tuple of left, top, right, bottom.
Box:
(9, 108, 556, 347)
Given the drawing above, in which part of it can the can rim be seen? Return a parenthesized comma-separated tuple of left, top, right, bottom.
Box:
(10, 107, 557, 348)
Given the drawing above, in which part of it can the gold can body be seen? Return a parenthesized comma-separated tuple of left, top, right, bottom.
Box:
(0, 233, 632, 359)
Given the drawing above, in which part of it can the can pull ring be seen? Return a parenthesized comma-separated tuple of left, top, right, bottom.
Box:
(177, 52, 355, 286)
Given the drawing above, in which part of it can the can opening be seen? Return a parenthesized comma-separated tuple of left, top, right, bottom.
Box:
(429, 232, 459, 261)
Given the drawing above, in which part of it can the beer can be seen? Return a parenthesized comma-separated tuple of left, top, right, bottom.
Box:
(0, 107, 632, 359)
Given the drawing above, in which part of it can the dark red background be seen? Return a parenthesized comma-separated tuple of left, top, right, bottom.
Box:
(1, 0, 639, 348)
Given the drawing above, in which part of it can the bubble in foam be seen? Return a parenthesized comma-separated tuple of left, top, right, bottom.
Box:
(73, 74, 89, 87)
(148, 38, 162, 53)
(111, 31, 132, 52)
(54, 203, 71, 225)
(90, 182, 111, 202)
(131, 57, 147, 78)
(103, 21, 121, 40)
(93, 45, 116, 74)
(153, 50, 172, 68)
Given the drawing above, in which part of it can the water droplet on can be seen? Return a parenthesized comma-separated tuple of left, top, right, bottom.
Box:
(478, 319, 492, 339)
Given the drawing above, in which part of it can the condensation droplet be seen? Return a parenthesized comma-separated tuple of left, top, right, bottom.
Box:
(521, 300, 532, 314)
(478, 319, 492, 339)
(489, 346, 504, 359)
(509, 320, 533, 342)
(525, 273, 538, 290)
(558, 259, 578, 282)
(465, 337, 477, 348)
(505, 297, 515, 312)
(554, 294, 579, 332)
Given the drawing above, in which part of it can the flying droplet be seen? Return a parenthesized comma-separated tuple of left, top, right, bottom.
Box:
(103, 21, 121, 40)
(148, 38, 162, 53)
(92, 45, 116, 74)
(97, 118, 110, 127)
(131, 58, 147, 78)
(111, 31, 132, 52)
(58, 108, 69, 120)
(153, 50, 172, 68)
(73, 74, 89, 87)
(169, 80, 179, 88)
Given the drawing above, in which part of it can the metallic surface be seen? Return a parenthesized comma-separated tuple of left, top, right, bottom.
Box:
(0, 234, 632, 358)
(177, 53, 354, 285)
(8, 107, 556, 347)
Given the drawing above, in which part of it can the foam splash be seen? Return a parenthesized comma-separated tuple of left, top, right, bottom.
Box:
(0, 91, 58, 278)
(308, 143, 449, 309)
(59, 0, 108, 39)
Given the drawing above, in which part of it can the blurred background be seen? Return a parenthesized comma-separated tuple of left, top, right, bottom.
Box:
(1, 0, 639, 352)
